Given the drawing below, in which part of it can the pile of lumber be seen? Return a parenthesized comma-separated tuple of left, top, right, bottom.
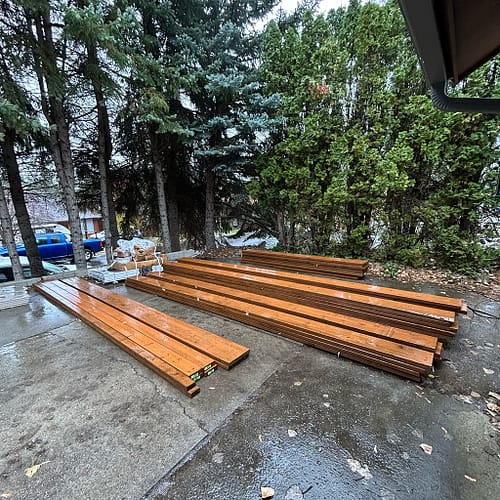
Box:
(172, 258, 461, 340)
(126, 258, 466, 381)
(34, 278, 249, 397)
(241, 248, 369, 279)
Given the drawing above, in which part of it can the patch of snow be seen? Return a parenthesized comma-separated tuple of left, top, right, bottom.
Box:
(220, 232, 278, 249)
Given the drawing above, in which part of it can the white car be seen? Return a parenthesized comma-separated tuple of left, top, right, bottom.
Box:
(0, 256, 65, 283)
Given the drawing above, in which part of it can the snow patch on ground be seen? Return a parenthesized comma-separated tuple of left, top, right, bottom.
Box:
(218, 232, 278, 249)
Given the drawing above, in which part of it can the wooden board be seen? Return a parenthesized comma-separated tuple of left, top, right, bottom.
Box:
(178, 257, 467, 314)
(37, 280, 214, 379)
(159, 262, 458, 339)
(34, 280, 200, 396)
(127, 275, 436, 380)
(61, 277, 249, 369)
(150, 269, 440, 352)
(241, 249, 368, 278)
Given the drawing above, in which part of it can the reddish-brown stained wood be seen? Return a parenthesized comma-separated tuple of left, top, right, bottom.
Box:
(435, 342, 443, 361)
(37, 280, 213, 379)
(61, 277, 249, 369)
(150, 269, 439, 352)
(34, 281, 199, 396)
(241, 249, 368, 278)
(242, 248, 368, 267)
(126, 276, 428, 381)
(127, 275, 435, 371)
(159, 262, 457, 337)
(179, 257, 466, 314)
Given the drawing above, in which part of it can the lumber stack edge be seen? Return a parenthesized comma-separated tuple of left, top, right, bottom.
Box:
(33, 278, 249, 397)
(241, 248, 369, 279)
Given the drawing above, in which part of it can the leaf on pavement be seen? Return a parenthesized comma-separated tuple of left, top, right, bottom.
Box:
(261, 486, 275, 498)
(25, 461, 50, 478)
(420, 443, 433, 455)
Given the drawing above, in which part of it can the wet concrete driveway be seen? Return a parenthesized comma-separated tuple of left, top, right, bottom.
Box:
(0, 279, 499, 500)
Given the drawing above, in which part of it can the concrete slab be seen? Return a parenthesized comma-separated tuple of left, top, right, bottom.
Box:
(0, 280, 498, 500)
(149, 345, 499, 500)
(0, 287, 300, 499)
(146, 286, 499, 500)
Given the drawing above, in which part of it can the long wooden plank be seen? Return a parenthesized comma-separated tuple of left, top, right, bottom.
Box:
(37, 280, 213, 380)
(126, 278, 423, 378)
(126, 277, 427, 380)
(170, 261, 456, 325)
(241, 257, 366, 279)
(241, 249, 368, 278)
(61, 277, 249, 369)
(34, 281, 199, 396)
(56, 280, 218, 378)
(151, 269, 440, 351)
(179, 258, 466, 314)
(242, 248, 369, 268)
(164, 261, 454, 325)
(160, 262, 457, 335)
(127, 275, 435, 370)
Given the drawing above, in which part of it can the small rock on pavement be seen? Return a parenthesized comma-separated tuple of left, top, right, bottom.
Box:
(261, 486, 275, 499)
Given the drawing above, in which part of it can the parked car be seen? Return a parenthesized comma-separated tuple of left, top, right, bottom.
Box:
(0, 232, 103, 262)
(0, 256, 65, 283)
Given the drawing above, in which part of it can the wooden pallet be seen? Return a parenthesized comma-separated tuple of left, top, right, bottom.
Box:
(241, 249, 369, 279)
(33, 278, 249, 396)
(127, 274, 440, 381)
(159, 261, 458, 340)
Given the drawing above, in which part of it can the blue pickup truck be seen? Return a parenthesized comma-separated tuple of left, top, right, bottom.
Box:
(0, 232, 103, 262)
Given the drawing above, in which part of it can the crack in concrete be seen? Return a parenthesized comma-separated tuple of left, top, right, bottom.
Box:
(468, 305, 500, 320)
(106, 353, 210, 435)
(48, 323, 209, 433)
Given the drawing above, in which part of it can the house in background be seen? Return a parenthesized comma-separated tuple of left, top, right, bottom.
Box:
(24, 197, 102, 238)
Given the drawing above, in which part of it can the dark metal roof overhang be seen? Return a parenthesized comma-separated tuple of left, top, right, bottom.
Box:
(398, 0, 500, 113)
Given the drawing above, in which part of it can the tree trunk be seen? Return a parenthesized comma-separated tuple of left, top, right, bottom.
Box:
(106, 186, 120, 248)
(277, 211, 285, 247)
(87, 41, 115, 264)
(0, 178, 24, 281)
(150, 129, 172, 253)
(29, 9, 87, 270)
(168, 194, 181, 252)
(166, 164, 181, 251)
(204, 167, 216, 249)
(97, 105, 113, 264)
(2, 128, 44, 276)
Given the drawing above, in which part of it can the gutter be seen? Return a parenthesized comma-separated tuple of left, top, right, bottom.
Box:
(431, 80, 500, 114)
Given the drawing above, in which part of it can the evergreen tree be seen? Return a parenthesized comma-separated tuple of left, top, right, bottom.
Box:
(0, 4, 45, 276)
(184, 0, 278, 249)
(254, 0, 499, 270)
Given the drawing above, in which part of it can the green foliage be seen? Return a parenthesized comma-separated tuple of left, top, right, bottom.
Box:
(253, 1, 500, 272)
(383, 261, 400, 279)
(430, 226, 495, 273)
(1, 0, 498, 272)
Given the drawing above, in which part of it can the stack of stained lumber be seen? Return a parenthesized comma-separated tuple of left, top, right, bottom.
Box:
(126, 260, 465, 381)
(33, 278, 249, 397)
(172, 258, 463, 340)
(241, 248, 369, 279)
